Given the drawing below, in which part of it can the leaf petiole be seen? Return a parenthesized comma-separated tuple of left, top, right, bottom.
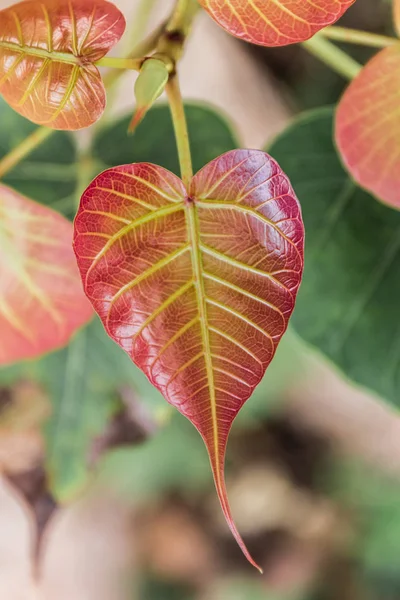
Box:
(166, 74, 193, 188)
(95, 56, 143, 70)
(168, 0, 200, 34)
(0, 127, 53, 180)
(302, 35, 362, 80)
(320, 26, 399, 49)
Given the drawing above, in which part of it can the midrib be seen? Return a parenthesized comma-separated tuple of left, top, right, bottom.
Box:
(0, 40, 81, 65)
(185, 200, 220, 473)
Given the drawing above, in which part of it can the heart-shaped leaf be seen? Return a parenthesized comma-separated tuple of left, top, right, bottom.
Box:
(336, 46, 400, 209)
(0, 0, 125, 130)
(73, 149, 305, 569)
(0, 184, 93, 365)
(199, 0, 355, 47)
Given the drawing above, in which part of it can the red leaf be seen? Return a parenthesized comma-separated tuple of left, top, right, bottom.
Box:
(0, 0, 125, 130)
(199, 0, 355, 47)
(0, 184, 93, 365)
(336, 46, 400, 208)
(73, 150, 305, 569)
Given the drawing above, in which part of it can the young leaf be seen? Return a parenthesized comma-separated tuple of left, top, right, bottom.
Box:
(269, 107, 400, 410)
(0, 184, 93, 365)
(336, 47, 400, 209)
(73, 150, 305, 569)
(128, 59, 169, 134)
(0, 0, 125, 130)
(198, 0, 355, 47)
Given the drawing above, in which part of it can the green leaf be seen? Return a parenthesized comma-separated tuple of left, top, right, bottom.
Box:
(139, 579, 195, 600)
(211, 579, 310, 600)
(330, 460, 400, 576)
(0, 98, 78, 217)
(41, 318, 164, 502)
(269, 107, 400, 408)
(93, 103, 238, 175)
(98, 413, 211, 501)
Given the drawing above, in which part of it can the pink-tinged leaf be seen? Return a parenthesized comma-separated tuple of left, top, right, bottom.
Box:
(0, 184, 93, 365)
(73, 150, 304, 570)
(336, 46, 400, 208)
(199, 0, 355, 47)
(0, 0, 125, 130)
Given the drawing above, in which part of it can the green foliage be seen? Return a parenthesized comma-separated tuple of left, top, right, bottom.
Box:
(99, 412, 211, 501)
(269, 107, 400, 408)
(42, 319, 165, 502)
(139, 578, 195, 600)
(210, 579, 311, 600)
(331, 461, 400, 574)
(93, 103, 238, 175)
(0, 98, 77, 216)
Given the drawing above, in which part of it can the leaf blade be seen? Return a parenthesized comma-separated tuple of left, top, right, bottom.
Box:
(199, 0, 355, 47)
(74, 150, 304, 568)
(0, 0, 125, 130)
(335, 46, 400, 209)
(0, 184, 93, 365)
(269, 107, 400, 409)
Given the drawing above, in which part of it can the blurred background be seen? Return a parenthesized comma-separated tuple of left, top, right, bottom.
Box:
(1, 0, 400, 598)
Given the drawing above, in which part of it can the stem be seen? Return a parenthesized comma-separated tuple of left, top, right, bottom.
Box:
(161, 0, 200, 187)
(302, 35, 362, 80)
(168, 0, 191, 32)
(156, 0, 200, 63)
(166, 74, 193, 188)
(101, 0, 161, 118)
(166, 0, 201, 36)
(320, 26, 399, 49)
(102, 24, 165, 90)
(95, 56, 142, 70)
(74, 153, 97, 208)
(0, 127, 53, 179)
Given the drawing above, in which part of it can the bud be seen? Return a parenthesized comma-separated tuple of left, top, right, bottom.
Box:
(128, 58, 169, 134)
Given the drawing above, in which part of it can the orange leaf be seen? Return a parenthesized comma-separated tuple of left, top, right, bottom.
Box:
(336, 46, 400, 209)
(73, 151, 305, 569)
(0, 0, 125, 130)
(198, 0, 355, 47)
(0, 184, 93, 365)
